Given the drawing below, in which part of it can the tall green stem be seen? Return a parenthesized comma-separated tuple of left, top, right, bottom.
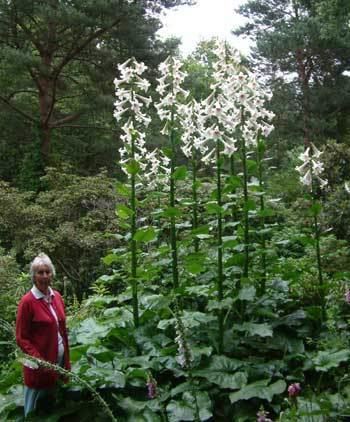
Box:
(241, 114, 249, 279)
(192, 148, 199, 252)
(130, 131, 139, 327)
(170, 108, 179, 290)
(257, 140, 267, 295)
(313, 203, 325, 321)
(216, 141, 224, 353)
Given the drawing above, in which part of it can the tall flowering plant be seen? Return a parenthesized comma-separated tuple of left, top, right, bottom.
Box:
(199, 41, 241, 352)
(296, 143, 328, 320)
(199, 40, 274, 351)
(179, 99, 207, 252)
(114, 57, 152, 327)
(155, 56, 189, 291)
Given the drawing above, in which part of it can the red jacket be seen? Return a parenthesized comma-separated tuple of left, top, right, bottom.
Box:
(16, 289, 71, 389)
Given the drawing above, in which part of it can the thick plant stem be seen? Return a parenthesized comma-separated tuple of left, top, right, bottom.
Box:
(241, 127, 249, 280)
(192, 148, 199, 252)
(257, 140, 267, 295)
(230, 155, 238, 223)
(216, 141, 224, 354)
(130, 133, 139, 327)
(170, 110, 179, 290)
(314, 211, 325, 321)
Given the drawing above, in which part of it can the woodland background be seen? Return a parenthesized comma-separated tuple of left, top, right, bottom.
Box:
(1, 0, 350, 421)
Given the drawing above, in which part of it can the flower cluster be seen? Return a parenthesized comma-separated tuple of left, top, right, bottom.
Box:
(256, 406, 273, 422)
(288, 382, 301, 398)
(114, 58, 151, 125)
(142, 148, 171, 189)
(146, 373, 157, 399)
(178, 99, 207, 158)
(114, 58, 152, 175)
(155, 56, 189, 135)
(174, 314, 193, 369)
(295, 143, 327, 190)
(200, 40, 275, 164)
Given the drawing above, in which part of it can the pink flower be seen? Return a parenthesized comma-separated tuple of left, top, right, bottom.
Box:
(146, 376, 157, 399)
(256, 407, 273, 422)
(288, 382, 301, 397)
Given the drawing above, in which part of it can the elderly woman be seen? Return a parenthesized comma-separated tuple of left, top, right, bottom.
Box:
(16, 253, 70, 417)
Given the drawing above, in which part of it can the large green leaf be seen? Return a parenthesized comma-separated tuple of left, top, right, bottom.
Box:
(116, 204, 134, 219)
(85, 367, 125, 388)
(194, 369, 247, 390)
(207, 298, 234, 311)
(173, 165, 187, 180)
(0, 385, 23, 417)
(237, 286, 256, 302)
(133, 227, 156, 243)
(74, 318, 112, 344)
(116, 182, 131, 197)
(115, 395, 160, 414)
(233, 322, 273, 337)
(86, 345, 119, 364)
(184, 252, 206, 274)
(270, 334, 305, 354)
(313, 349, 350, 372)
(102, 253, 120, 265)
(125, 159, 141, 175)
(205, 202, 224, 214)
(191, 225, 210, 235)
(167, 391, 212, 422)
(126, 409, 162, 422)
(158, 311, 216, 330)
(229, 379, 286, 403)
(161, 207, 182, 218)
(272, 309, 306, 328)
(193, 355, 246, 389)
(139, 294, 171, 311)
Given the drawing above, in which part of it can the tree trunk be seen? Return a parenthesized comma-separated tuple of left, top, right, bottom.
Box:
(38, 48, 54, 165)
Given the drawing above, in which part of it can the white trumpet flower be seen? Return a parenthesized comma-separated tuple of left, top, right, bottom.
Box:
(114, 58, 152, 176)
(155, 56, 189, 130)
(199, 39, 274, 165)
(295, 143, 327, 190)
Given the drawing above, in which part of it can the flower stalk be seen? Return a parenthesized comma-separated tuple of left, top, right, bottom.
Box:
(240, 108, 249, 281)
(216, 141, 224, 353)
(296, 143, 327, 321)
(155, 56, 189, 292)
(170, 108, 179, 290)
(130, 131, 139, 327)
(313, 200, 325, 321)
(20, 354, 118, 422)
(257, 138, 267, 295)
(114, 58, 152, 327)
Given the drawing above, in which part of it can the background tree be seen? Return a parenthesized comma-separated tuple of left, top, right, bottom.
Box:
(0, 0, 191, 186)
(235, 0, 350, 156)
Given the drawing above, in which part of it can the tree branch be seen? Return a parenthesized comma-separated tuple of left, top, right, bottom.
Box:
(44, 17, 122, 127)
(52, 124, 117, 132)
(51, 112, 82, 127)
(0, 95, 36, 123)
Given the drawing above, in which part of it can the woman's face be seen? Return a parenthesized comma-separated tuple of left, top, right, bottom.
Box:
(34, 264, 52, 294)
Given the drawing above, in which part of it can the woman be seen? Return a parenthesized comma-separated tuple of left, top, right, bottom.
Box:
(16, 253, 70, 417)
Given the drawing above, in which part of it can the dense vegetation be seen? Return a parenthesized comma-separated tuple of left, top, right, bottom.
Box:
(1, 0, 350, 421)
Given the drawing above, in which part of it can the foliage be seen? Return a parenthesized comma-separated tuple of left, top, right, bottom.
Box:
(2, 18, 350, 422)
(0, 167, 121, 299)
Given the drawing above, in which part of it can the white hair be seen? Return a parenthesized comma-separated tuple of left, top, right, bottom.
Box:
(30, 253, 56, 282)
